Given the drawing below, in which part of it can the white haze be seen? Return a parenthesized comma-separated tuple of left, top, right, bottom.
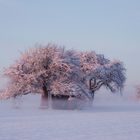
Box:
(0, 93, 140, 140)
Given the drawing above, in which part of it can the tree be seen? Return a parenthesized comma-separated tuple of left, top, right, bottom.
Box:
(136, 86, 140, 99)
(78, 51, 126, 100)
(1, 45, 70, 98)
(0, 44, 126, 108)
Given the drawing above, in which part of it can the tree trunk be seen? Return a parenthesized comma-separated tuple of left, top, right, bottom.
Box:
(86, 91, 94, 107)
(40, 84, 50, 108)
(91, 91, 95, 100)
(89, 78, 95, 101)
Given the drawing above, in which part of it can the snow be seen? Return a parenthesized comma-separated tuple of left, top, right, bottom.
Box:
(0, 94, 140, 140)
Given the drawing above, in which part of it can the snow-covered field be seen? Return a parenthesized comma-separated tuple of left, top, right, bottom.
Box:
(0, 94, 140, 140)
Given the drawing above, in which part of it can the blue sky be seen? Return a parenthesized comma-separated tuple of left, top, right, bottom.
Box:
(0, 0, 140, 92)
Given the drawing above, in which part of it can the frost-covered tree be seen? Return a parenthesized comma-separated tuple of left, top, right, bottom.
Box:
(79, 51, 126, 99)
(0, 44, 126, 107)
(1, 45, 71, 100)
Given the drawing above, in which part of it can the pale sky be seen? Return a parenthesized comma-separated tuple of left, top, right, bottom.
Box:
(0, 0, 140, 93)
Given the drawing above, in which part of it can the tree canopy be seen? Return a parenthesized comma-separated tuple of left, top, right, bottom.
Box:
(0, 44, 126, 100)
